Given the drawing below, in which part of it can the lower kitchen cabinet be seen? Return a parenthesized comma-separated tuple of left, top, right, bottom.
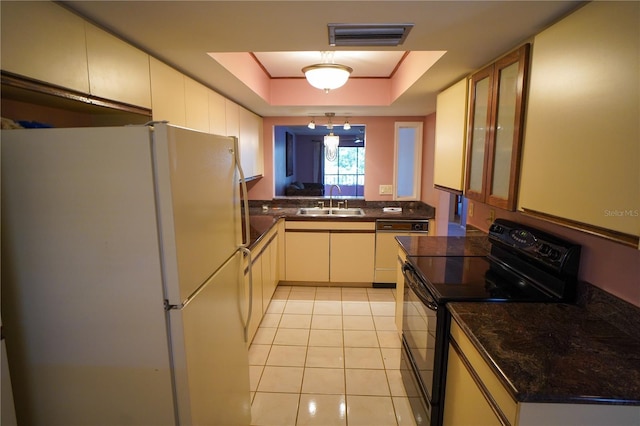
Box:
(244, 253, 263, 345)
(284, 221, 375, 284)
(444, 319, 640, 426)
(394, 247, 407, 335)
(285, 231, 330, 282)
(244, 224, 279, 345)
(330, 232, 375, 283)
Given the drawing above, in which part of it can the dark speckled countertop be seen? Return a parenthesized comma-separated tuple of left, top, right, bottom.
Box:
(448, 301, 640, 406)
(396, 234, 490, 257)
(245, 199, 435, 249)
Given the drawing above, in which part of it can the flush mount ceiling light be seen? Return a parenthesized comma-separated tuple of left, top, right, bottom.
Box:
(302, 52, 352, 93)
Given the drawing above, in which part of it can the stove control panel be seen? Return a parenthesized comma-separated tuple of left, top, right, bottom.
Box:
(488, 219, 580, 274)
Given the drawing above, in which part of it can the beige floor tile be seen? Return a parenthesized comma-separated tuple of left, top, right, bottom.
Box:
(343, 330, 379, 347)
(311, 314, 343, 330)
(306, 346, 344, 368)
(272, 286, 292, 300)
(342, 301, 372, 315)
(393, 396, 419, 426)
(301, 367, 346, 394)
(341, 288, 369, 301)
(279, 313, 312, 329)
(250, 285, 418, 426)
(374, 315, 398, 331)
(289, 287, 317, 300)
(344, 347, 385, 369)
(259, 313, 282, 327)
(315, 287, 342, 301)
(249, 365, 264, 392)
(385, 369, 409, 397)
(308, 329, 343, 347)
(266, 345, 307, 367)
(252, 327, 277, 345)
(273, 328, 310, 346)
(314, 300, 342, 315)
(342, 315, 375, 330)
(377, 330, 402, 348)
(370, 301, 396, 316)
(346, 395, 397, 425)
(345, 369, 390, 396)
(251, 392, 299, 426)
(381, 347, 403, 370)
(257, 366, 304, 393)
(265, 299, 286, 314)
(284, 300, 315, 314)
(297, 394, 347, 426)
(248, 344, 271, 366)
(367, 288, 396, 301)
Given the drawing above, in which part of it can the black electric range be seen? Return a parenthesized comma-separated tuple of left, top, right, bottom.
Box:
(400, 219, 581, 425)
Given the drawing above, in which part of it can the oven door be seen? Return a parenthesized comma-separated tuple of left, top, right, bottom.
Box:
(401, 261, 449, 426)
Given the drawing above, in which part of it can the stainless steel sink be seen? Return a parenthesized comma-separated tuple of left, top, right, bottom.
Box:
(297, 207, 365, 217)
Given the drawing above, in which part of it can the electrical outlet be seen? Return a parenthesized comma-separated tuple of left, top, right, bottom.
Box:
(489, 209, 495, 223)
(468, 202, 474, 217)
(379, 185, 393, 195)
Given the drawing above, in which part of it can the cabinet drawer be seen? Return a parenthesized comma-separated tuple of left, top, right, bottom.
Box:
(449, 320, 518, 425)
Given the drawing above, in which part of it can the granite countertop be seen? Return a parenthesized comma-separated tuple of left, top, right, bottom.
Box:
(448, 302, 640, 406)
(245, 200, 435, 248)
(397, 234, 490, 257)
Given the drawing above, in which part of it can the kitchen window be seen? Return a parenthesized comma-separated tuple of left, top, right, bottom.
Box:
(394, 122, 423, 200)
(324, 146, 365, 197)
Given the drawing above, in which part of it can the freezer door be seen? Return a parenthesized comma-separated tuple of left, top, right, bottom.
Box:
(168, 251, 251, 425)
(153, 124, 242, 304)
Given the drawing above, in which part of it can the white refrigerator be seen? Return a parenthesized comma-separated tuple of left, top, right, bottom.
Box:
(1, 123, 252, 425)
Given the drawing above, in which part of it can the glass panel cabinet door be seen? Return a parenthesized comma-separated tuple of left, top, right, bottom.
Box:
(491, 61, 519, 199)
(464, 44, 529, 211)
(486, 45, 529, 210)
(465, 67, 494, 202)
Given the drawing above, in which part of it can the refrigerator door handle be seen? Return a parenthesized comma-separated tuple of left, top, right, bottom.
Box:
(232, 137, 251, 249)
(240, 247, 253, 343)
(233, 137, 253, 343)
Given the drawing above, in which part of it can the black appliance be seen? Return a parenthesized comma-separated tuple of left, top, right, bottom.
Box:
(400, 219, 581, 425)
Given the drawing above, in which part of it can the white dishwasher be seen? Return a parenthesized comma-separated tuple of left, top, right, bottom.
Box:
(374, 219, 429, 285)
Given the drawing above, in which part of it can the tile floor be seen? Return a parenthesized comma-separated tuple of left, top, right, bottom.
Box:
(249, 285, 418, 426)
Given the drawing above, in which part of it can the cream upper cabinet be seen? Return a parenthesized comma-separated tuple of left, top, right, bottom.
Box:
(150, 58, 186, 127)
(239, 106, 264, 179)
(1, 1, 89, 93)
(519, 1, 639, 241)
(225, 100, 240, 138)
(85, 25, 151, 109)
(208, 90, 227, 136)
(433, 78, 469, 193)
(184, 77, 210, 133)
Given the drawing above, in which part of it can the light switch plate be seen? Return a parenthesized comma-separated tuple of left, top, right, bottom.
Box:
(379, 185, 393, 195)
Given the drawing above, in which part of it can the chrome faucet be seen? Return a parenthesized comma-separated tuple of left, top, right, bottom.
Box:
(329, 184, 342, 211)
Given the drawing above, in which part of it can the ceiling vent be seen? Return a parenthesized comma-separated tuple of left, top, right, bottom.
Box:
(328, 23, 414, 47)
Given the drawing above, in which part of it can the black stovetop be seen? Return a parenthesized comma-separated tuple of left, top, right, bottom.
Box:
(407, 255, 559, 303)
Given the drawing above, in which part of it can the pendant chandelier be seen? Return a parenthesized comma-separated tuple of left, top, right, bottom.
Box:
(302, 52, 352, 93)
(323, 113, 339, 161)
